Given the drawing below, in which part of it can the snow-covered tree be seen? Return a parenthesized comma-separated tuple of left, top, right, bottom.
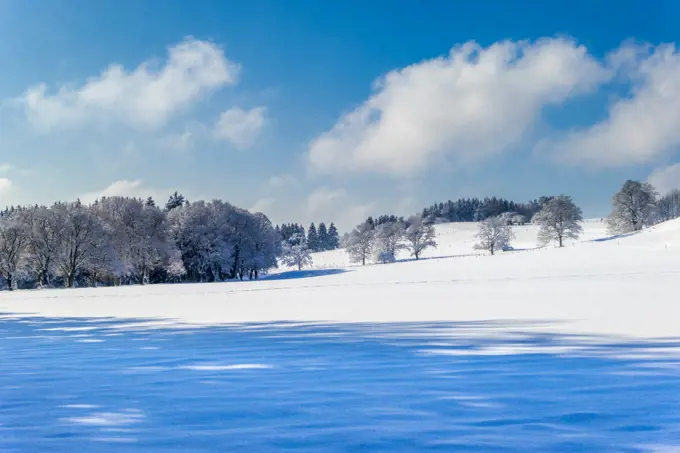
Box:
(232, 211, 280, 280)
(0, 209, 29, 290)
(499, 212, 527, 226)
(404, 215, 437, 260)
(532, 195, 583, 247)
(94, 197, 176, 284)
(307, 223, 319, 252)
(373, 221, 406, 263)
(317, 222, 328, 250)
(346, 221, 374, 265)
(608, 180, 658, 234)
(281, 233, 312, 271)
(168, 200, 235, 282)
(656, 189, 680, 222)
(327, 223, 340, 250)
(165, 191, 187, 212)
(474, 215, 514, 255)
(52, 201, 107, 288)
(24, 205, 61, 287)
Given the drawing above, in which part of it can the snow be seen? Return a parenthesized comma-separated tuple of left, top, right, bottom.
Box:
(1, 218, 678, 339)
(2, 315, 680, 450)
(2, 220, 680, 450)
(179, 364, 273, 371)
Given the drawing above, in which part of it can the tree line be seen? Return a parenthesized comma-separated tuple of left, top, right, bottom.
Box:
(343, 179, 680, 264)
(0, 194, 283, 290)
(344, 215, 437, 265)
(473, 180, 680, 255)
(420, 197, 547, 224)
(276, 222, 340, 252)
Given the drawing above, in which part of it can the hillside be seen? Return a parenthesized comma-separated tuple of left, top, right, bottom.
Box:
(307, 218, 610, 269)
(1, 218, 679, 339)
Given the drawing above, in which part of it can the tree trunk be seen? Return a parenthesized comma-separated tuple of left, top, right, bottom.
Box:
(559, 235, 563, 247)
(67, 272, 75, 288)
(41, 269, 50, 288)
(6, 274, 13, 291)
(490, 245, 495, 255)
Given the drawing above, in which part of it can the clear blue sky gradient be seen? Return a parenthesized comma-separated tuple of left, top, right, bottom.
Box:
(0, 0, 678, 229)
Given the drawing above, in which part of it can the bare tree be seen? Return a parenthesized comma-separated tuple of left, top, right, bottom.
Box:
(404, 216, 437, 260)
(346, 221, 374, 265)
(24, 206, 61, 287)
(656, 189, 680, 222)
(608, 180, 658, 234)
(532, 195, 583, 247)
(0, 210, 29, 290)
(53, 201, 106, 288)
(474, 215, 514, 255)
(373, 221, 406, 263)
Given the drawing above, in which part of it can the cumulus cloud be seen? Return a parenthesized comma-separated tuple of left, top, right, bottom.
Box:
(249, 197, 276, 213)
(0, 178, 12, 193)
(308, 38, 609, 176)
(22, 38, 239, 132)
(306, 187, 348, 214)
(79, 180, 163, 204)
(648, 163, 680, 195)
(162, 131, 195, 152)
(546, 43, 680, 166)
(305, 187, 374, 230)
(214, 106, 266, 149)
(268, 173, 298, 188)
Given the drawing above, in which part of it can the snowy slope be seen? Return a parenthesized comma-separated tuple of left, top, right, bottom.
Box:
(1, 218, 679, 339)
(308, 218, 609, 269)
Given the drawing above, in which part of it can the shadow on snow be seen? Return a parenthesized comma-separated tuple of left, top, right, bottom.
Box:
(262, 268, 349, 281)
(2, 314, 680, 451)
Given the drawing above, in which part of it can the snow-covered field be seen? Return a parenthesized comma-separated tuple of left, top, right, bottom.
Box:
(3, 219, 680, 451)
(2, 218, 678, 339)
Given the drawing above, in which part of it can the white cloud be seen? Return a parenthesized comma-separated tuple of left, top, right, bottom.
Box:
(268, 173, 298, 188)
(305, 187, 374, 231)
(22, 38, 240, 132)
(546, 43, 680, 166)
(79, 180, 162, 204)
(648, 163, 680, 195)
(0, 163, 14, 173)
(249, 197, 275, 213)
(0, 178, 12, 193)
(214, 106, 266, 149)
(308, 38, 609, 176)
(306, 187, 348, 214)
(162, 131, 195, 152)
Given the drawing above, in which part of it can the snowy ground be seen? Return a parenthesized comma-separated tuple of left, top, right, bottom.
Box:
(1, 218, 678, 339)
(3, 318, 680, 452)
(2, 219, 680, 451)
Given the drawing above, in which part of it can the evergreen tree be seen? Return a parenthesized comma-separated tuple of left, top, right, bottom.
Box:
(145, 197, 156, 207)
(307, 223, 319, 252)
(165, 192, 186, 212)
(327, 223, 340, 250)
(318, 222, 328, 251)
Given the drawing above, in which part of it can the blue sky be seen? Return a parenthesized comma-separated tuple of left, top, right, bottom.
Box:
(1, 0, 680, 230)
